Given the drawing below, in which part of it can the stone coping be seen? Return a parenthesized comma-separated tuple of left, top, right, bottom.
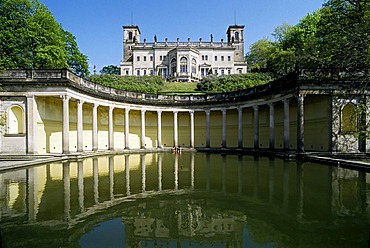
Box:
(0, 69, 363, 106)
(0, 149, 369, 173)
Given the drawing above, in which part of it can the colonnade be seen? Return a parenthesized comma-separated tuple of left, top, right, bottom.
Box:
(26, 93, 307, 154)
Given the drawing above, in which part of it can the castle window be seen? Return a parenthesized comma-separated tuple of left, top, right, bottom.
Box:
(163, 56, 167, 61)
(128, 31, 133, 40)
(215, 56, 217, 61)
(228, 56, 231, 61)
(221, 56, 224, 61)
(238, 69, 242, 74)
(221, 69, 224, 75)
(144, 56, 147, 62)
(235, 32, 239, 40)
(180, 57, 188, 73)
(171, 58, 177, 75)
(143, 70, 147, 75)
(137, 56, 140, 61)
(228, 69, 231, 74)
(7, 105, 24, 134)
(191, 58, 197, 74)
(125, 70, 129, 75)
(137, 70, 140, 76)
(341, 103, 357, 133)
(160, 55, 163, 61)
(150, 56, 153, 61)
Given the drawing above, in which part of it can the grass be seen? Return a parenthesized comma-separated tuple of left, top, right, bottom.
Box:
(159, 82, 202, 95)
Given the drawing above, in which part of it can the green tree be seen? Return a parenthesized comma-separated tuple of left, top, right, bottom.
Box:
(0, 0, 88, 76)
(316, 0, 370, 73)
(100, 65, 120, 75)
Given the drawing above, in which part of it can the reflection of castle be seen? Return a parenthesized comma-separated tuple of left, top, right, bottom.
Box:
(122, 200, 246, 246)
(0, 153, 369, 247)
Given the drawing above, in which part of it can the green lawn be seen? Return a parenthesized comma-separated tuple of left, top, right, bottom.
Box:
(159, 82, 202, 95)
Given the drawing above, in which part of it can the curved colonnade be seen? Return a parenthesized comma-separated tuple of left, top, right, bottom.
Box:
(0, 69, 369, 155)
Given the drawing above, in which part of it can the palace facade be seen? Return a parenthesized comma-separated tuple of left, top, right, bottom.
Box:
(120, 25, 248, 81)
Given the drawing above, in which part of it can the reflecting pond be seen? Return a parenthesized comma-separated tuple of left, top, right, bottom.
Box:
(0, 152, 369, 247)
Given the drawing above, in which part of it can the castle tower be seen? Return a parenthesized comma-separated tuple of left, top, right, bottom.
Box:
(123, 25, 141, 62)
(227, 25, 245, 62)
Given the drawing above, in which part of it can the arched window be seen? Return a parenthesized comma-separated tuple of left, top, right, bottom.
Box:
(235, 31, 239, 41)
(128, 31, 133, 40)
(8, 105, 24, 134)
(171, 58, 177, 75)
(341, 103, 357, 133)
(180, 57, 188, 73)
(191, 58, 197, 74)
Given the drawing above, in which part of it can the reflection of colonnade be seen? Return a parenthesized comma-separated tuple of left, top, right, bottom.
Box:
(0, 154, 368, 226)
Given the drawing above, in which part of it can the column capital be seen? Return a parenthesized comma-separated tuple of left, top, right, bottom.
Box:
(205, 110, 211, 116)
(237, 106, 243, 113)
(189, 110, 194, 115)
(93, 103, 99, 108)
(77, 99, 84, 105)
(268, 102, 275, 108)
(61, 95, 71, 101)
(253, 105, 259, 111)
(157, 110, 162, 115)
(283, 98, 290, 105)
(109, 105, 114, 111)
(141, 109, 146, 114)
(221, 108, 227, 114)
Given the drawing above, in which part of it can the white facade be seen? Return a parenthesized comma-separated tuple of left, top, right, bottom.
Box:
(120, 25, 248, 81)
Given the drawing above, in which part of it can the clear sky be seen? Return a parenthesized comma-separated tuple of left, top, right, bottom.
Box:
(39, 0, 325, 73)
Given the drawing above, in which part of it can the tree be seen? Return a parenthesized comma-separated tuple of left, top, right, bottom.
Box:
(316, 0, 370, 73)
(0, 0, 89, 77)
(100, 65, 120, 75)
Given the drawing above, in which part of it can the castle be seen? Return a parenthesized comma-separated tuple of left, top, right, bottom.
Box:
(120, 25, 248, 81)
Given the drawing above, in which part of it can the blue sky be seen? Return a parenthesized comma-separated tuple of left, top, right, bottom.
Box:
(39, 0, 325, 73)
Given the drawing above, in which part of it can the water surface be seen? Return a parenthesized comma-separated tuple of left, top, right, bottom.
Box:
(0, 152, 369, 247)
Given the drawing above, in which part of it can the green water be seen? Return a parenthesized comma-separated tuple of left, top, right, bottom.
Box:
(0, 152, 369, 247)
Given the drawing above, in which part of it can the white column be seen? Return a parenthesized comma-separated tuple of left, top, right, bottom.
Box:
(173, 111, 178, 147)
(238, 107, 243, 148)
(297, 94, 305, 153)
(124, 108, 130, 149)
(108, 106, 114, 150)
(253, 106, 259, 149)
(62, 95, 70, 154)
(26, 96, 37, 154)
(92, 103, 98, 151)
(269, 103, 275, 150)
(205, 110, 211, 148)
(157, 111, 162, 148)
(189, 111, 195, 148)
(283, 99, 290, 150)
(222, 108, 227, 148)
(77, 100, 84, 152)
(141, 109, 146, 149)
